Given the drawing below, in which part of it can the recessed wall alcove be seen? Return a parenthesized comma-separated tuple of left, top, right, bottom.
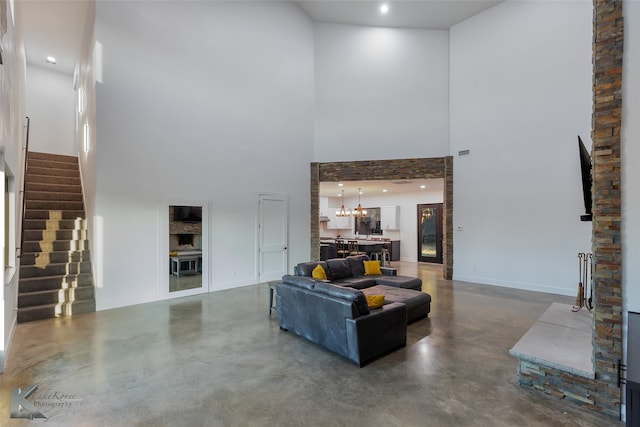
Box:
(310, 157, 453, 279)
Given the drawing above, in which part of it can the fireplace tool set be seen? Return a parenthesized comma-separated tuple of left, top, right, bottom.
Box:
(572, 252, 593, 312)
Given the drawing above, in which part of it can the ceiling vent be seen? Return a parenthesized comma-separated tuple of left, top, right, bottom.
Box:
(391, 180, 414, 185)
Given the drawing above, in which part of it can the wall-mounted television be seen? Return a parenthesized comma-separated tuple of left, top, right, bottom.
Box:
(173, 205, 202, 223)
(578, 136, 592, 222)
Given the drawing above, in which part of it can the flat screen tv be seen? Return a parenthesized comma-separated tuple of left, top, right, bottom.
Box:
(173, 206, 202, 223)
(578, 136, 592, 222)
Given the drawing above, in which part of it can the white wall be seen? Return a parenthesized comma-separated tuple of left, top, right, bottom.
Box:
(314, 23, 450, 162)
(450, 1, 593, 295)
(75, 1, 96, 297)
(0, 0, 27, 371)
(94, 1, 314, 309)
(25, 65, 75, 156)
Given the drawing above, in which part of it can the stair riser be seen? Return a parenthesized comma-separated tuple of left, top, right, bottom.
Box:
(25, 191, 83, 202)
(27, 167, 80, 179)
(24, 229, 89, 242)
(18, 287, 95, 308)
(23, 219, 87, 231)
(26, 175, 81, 186)
(26, 201, 84, 211)
(26, 182, 82, 194)
(22, 240, 90, 253)
(20, 262, 92, 279)
(20, 251, 91, 265)
(28, 152, 78, 164)
(24, 210, 86, 220)
(27, 159, 79, 171)
(19, 274, 94, 293)
(17, 300, 96, 323)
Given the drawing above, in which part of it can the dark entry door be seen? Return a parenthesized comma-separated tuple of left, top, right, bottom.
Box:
(417, 203, 443, 264)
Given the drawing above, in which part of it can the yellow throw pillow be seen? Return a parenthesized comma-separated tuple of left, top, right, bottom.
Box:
(365, 295, 385, 309)
(363, 260, 382, 276)
(312, 264, 327, 280)
(169, 251, 178, 257)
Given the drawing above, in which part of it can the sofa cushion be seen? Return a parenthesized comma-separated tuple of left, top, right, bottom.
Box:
(374, 275, 422, 291)
(365, 295, 385, 309)
(281, 275, 317, 290)
(334, 277, 377, 290)
(364, 260, 382, 276)
(347, 255, 368, 277)
(362, 285, 431, 323)
(326, 258, 352, 281)
(312, 264, 327, 280)
(313, 282, 370, 316)
(296, 261, 328, 277)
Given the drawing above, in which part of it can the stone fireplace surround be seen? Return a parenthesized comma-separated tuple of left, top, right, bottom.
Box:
(511, 0, 623, 419)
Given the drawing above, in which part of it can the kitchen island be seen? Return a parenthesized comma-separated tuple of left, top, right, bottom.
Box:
(319, 238, 400, 261)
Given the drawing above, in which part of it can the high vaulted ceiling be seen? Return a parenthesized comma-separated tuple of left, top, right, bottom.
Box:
(18, 1, 502, 76)
(297, 1, 501, 30)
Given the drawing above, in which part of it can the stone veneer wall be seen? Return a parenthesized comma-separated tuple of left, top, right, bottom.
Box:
(591, 0, 623, 414)
(515, 0, 623, 418)
(310, 157, 454, 279)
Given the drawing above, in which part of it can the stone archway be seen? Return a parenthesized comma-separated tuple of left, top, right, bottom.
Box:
(310, 157, 453, 280)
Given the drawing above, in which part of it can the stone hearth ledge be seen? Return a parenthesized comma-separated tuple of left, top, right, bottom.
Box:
(509, 302, 594, 379)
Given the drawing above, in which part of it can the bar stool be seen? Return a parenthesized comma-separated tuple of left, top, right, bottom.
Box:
(381, 242, 391, 266)
(348, 240, 367, 256)
(369, 243, 383, 263)
(335, 239, 350, 258)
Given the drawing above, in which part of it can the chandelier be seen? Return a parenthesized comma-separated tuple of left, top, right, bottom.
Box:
(336, 190, 351, 217)
(352, 188, 368, 218)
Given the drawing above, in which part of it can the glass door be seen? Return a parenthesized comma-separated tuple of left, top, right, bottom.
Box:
(417, 203, 443, 264)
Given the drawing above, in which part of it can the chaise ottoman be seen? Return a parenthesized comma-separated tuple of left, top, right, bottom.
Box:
(362, 285, 431, 323)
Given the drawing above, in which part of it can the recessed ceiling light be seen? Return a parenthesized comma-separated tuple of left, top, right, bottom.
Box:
(382, 189, 388, 193)
(45, 56, 57, 64)
(338, 183, 344, 187)
(380, 4, 389, 14)
(420, 185, 427, 189)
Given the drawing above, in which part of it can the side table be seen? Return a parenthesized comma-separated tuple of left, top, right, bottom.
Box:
(268, 281, 280, 316)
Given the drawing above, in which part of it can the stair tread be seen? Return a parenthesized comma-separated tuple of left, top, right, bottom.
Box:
(28, 151, 78, 161)
(19, 272, 93, 281)
(18, 285, 93, 301)
(18, 300, 95, 312)
(20, 260, 91, 267)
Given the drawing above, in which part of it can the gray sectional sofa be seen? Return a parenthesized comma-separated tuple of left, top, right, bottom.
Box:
(276, 276, 407, 367)
(294, 255, 423, 290)
(275, 255, 431, 366)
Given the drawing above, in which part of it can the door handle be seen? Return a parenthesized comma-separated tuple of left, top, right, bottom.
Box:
(283, 247, 287, 250)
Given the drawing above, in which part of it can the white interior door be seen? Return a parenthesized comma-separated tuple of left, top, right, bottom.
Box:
(258, 193, 288, 282)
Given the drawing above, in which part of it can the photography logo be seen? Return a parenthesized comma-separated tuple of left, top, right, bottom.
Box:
(11, 385, 47, 419)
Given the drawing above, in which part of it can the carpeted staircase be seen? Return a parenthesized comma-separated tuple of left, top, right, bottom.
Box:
(18, 151, 96, 323)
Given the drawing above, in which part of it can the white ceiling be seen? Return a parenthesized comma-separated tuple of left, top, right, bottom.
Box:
(296, 0, 502, 30)
(19, 0, 92, 75)
(18, 1, 502, 76)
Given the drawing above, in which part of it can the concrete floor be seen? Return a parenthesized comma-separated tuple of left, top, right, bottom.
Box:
(0, 262, 623, 426)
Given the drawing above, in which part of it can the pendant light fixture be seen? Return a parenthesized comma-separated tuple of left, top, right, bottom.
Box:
(352, 188, 368, 218)
(336, 190, 351, 217)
